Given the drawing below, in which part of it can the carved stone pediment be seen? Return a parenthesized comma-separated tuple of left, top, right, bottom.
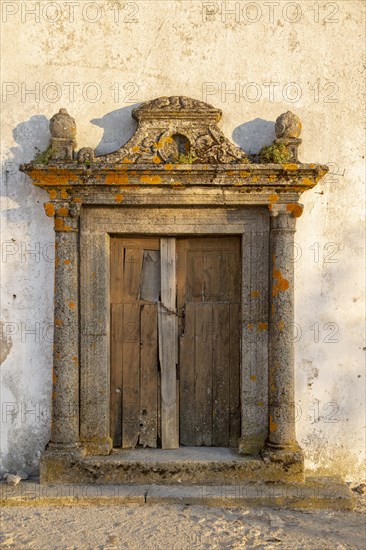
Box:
(98, 96, 249, 165)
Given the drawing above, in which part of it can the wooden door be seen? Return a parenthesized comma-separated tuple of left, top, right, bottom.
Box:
(110, 237, 160, 448)
(110, 235, 241, 449)
(177, 237, 241, 447)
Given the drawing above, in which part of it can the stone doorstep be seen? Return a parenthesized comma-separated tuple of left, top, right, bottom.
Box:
(0, 477, 354, 511)
(40, 447, 305, 484)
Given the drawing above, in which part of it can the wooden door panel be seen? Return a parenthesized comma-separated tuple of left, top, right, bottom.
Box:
(178, 236, 241, 447)
(110, 237, 160, 449)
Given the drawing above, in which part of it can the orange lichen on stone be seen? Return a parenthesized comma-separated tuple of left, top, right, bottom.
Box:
(115, 194, 123, 203)
(273, 268, 289, 296)
(60, 188, 69, 199)
(57, 206, 69, 217)
(250, 375, 257, 381)
(155, 136, 173, 149)
(251, 290, 260, 298)
(52, 369, 58, 384)
(73, 197, 82, 203)
(152, 155, 161, 164)
(247, 323, 254, 330)
(302, 177, 314, 187)
(132, 146, 140, 153)
(278, 320, 285, 332)
(68, 301, 76, 310)
(286, 203, 303, 218)
(48, 189, 57, 200)
(54, 218, 73, 232)
(42, 172, 78, 185)
(251, 175, 260, 183)
(105, 173, 129, 185)
(240, 171, 250, 178)
(44, 203, 55, 217)
(72, 355, 77, 363)
(269, 415, 278, 433)
(164, 164, 174, 170)
(282, 163, 298, 171)
(268, 193, 279, 211)
(64, 259, 70, 265)
(257, 322, 268, 331)
(55, 319, 63, 327)
(140, 175, 161, 184)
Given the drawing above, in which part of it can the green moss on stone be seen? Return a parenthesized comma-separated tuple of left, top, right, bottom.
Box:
(34, 144, 53, 164)
(259, 142, 291, 164)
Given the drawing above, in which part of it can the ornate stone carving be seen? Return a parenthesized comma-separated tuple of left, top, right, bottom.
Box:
(99, 96, 249, 165)
(275, 111, 302, 139)
(274, 111, 302, 162)
(77, 147, 95, 164)
(50, 108, 77, 161)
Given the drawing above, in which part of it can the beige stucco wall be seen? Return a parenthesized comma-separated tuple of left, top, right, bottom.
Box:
(1, 0, 365, 480)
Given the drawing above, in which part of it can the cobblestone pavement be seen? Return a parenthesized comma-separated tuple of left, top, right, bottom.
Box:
(1, 496, 365, 549)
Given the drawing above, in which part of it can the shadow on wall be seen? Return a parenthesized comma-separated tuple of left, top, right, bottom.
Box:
(90, 106, 276, 158)
(232, 118, 275, 155)
(2, 115, 50, 209)
(91, 104, 139, 156)
(1, 115, 54, 476)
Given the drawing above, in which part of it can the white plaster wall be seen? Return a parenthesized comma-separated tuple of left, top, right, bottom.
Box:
(1, 0, 365, 479)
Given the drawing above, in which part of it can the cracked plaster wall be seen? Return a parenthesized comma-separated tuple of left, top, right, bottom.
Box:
(0, 0, 364, 480)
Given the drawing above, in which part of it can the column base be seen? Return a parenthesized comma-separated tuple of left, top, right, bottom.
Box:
(238, 433, 266, 455)
(40, 442, 87, 484)
(260, 442, 305, 482)
(81, 437, 113, 456)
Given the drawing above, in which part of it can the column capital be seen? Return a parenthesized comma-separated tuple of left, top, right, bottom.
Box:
(269, 202, 304, 219)
(44, 200, 82, 232)
(269, 203, 303, 234)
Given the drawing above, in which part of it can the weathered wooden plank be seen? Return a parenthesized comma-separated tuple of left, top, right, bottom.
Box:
(139, 250, 161, 302)
(121, 302, 140, 448)
(212, 304, 230, 446)
(203, 247, 221, 302)
(186, 250, 203, 302)
(139, 304, 158, 448)
(179, 303, 196, 445)
(159, 237, 179, 449)
(195, 303, 213, 446)
(110, 303, 123, 447)
(122, 241, 143, 300)
(110, 238, 124, 304)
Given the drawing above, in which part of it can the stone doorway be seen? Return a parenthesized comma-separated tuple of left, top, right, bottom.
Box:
(110, 236, 241, 450)
(21, 96, 328, 483)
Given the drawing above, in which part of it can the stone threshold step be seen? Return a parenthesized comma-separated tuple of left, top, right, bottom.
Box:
(41, 447, 305, 483)
(0, 477, 354, 510)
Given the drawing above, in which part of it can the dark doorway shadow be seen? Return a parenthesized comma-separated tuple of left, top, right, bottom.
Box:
(232, 118, 275, 155)
(91, 104, 140, 156)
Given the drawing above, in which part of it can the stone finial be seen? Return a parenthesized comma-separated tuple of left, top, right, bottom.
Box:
(50, 108, 76, 161)
(274, 111, 302, 162)
(275, 111, 302, 139)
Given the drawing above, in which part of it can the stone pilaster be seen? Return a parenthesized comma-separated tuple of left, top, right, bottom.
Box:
(48, 202, 81, 449)
(261, 204, 304, 475)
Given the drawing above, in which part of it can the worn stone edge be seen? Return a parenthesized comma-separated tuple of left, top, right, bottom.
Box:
(0, 478, 354, 510)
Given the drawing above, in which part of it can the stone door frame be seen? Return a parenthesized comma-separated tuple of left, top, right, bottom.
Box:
(79, 206, 269, 456)
(21, 96, 328, 481)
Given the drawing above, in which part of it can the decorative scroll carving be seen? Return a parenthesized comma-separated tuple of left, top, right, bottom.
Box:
(99, 96, 250, 165)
